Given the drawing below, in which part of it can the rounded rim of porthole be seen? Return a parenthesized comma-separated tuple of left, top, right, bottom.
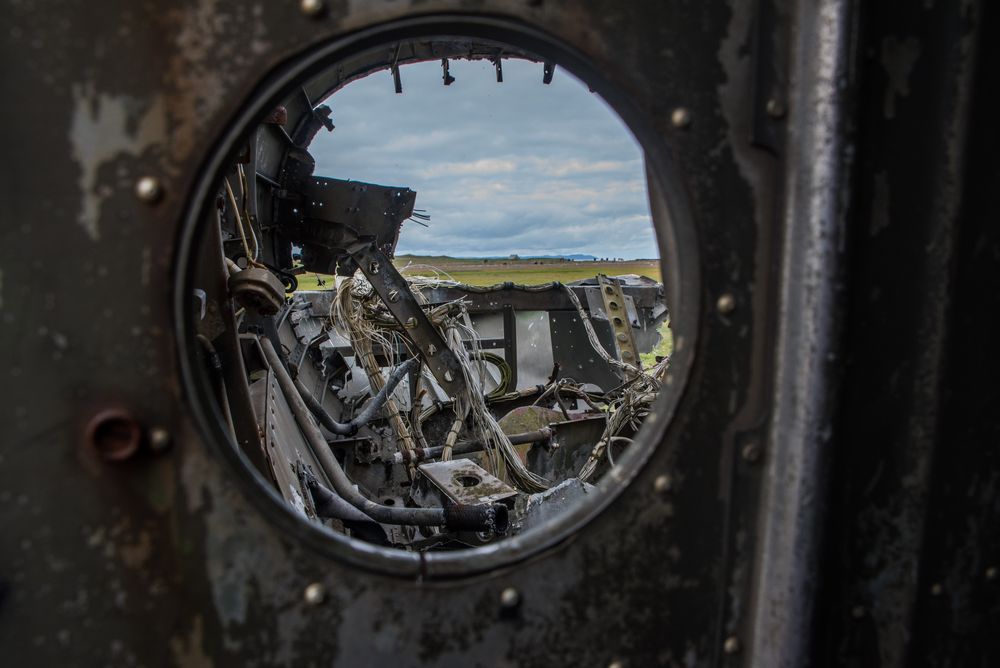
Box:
(174, 14, 700, 579)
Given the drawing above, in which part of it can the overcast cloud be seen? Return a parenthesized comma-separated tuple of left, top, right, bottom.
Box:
(311, 58, 657, 259)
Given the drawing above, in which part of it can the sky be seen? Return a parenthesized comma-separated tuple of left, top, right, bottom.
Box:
(310, 58, 658, 259)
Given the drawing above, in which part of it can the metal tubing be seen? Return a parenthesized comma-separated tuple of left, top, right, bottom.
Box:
(259, 336, 500, 530)
(296, 357, 419, 436)
(393, 428, 552, 465)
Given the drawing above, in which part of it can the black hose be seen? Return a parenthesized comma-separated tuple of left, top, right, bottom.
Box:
(259, 336, 505, 531)
(295, 357, 419, 436)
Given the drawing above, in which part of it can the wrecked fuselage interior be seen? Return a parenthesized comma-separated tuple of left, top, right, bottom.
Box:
(191, 43, 669, 550)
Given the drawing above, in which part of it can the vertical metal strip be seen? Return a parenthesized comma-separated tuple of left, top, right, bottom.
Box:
(748, 0, 855, 664)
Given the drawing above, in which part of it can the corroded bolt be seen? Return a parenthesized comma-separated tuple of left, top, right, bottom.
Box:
(987, 566, 998, 581)
(134, 176, 163, 204)
(741, 441, 762, 463)
(148, 426, 171, 452)
(671, 107, 691, 128)
(766, 98, 786, 119)
(723, 635, 741, 654)
(653, 474, 673, 494)
(87, 409, 142, 462)
(303, 582, 325, 605)
(299, 0, 325, 17)
(716, 293, 736, 314)
(499, 587, 521, 609)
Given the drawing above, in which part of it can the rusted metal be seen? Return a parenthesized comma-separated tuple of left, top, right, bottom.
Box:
(0, 1, 995, 667)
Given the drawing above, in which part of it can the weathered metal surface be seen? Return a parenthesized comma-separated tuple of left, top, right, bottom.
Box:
(0, 1, 995, 667)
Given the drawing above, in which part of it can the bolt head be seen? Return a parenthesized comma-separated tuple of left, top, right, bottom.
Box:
(851, 605, 866, 619)
(723, 635, 741, 654)
(299, 0, 324, 17)
(670, 107, 691, 128)
(986, 566, 998, 581)
(499, 587, 520, 609)
(653, 474, 673, 493)
(148, 426, 171, 452)
(608, 662, 624, 668)
(134, 176, 162, 203)
(930, 583, 943, 596)
(303, 582, 325, 605)
(741, 441, 762, 463)
(766, 98, 786, 119)
(716, 293, 736, 314)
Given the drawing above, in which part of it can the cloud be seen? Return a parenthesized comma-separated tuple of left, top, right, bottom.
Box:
(310, 58, 658, 258)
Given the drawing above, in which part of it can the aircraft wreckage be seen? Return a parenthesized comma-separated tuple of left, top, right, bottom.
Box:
(191, 51, 670, 550)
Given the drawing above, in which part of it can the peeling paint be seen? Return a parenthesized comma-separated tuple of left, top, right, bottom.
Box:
(69, 86, 166, 240)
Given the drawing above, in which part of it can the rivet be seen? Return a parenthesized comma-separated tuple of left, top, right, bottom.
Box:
(499, 587, 520, 609)
(766, 98, 786, 119)
(86, 409, 142, 462)
(299, 0, 325, 17)
(851, 605, 866, 619)
(741, 441, 762, 463)
(723, 635, 741, 654)
(986, 566, 998, 581)
(930, 582, 943, 596)
(148, 426, 171, 452)
(671, 107, 691, 128)
(608, 661, 624, 668)
(653, 474, 673, 493)
(716, 293, 736, 314)
(303, 582, 325, 605)
(134, 176, 163, 204)
(443, 371, 454, 383)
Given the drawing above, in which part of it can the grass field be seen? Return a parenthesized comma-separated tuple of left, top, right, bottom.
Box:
(294, 254, 672, 363)
(294, 255, 662, 290)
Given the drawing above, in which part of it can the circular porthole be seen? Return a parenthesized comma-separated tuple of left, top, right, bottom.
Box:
(175, 15, 698, 577)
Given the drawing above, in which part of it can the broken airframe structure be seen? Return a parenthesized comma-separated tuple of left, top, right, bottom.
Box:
(192, 42, 669, 550)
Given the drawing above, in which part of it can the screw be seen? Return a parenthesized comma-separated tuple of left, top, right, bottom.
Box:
(723, 635, 741, 654)
(87, 409, 142, 462)
(387, 290, 399, 303)
(671, 107, 691, 128)
(148, 426, 171, 452)
(653, 474, 673, 493)
(716, 293, 736, 314)
(134, 176, 162, 204)
(443, 371, 454, 383)
(299, 0, 325, 17)
(368, 261, 379, 274)
(930, 583, 943, 596)
(499, 587, 521, 609)
(766, 98, 786, 119)
(303, 582, 325, 605)
(741, 441, 762, 463)
(986, 566, 998, 581)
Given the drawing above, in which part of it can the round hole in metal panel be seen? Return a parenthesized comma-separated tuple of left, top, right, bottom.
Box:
(175, 16, 697, 577)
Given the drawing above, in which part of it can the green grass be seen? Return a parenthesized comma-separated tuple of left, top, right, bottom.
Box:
(294, 256, 662, 290)
(640, 320, 673, 367)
